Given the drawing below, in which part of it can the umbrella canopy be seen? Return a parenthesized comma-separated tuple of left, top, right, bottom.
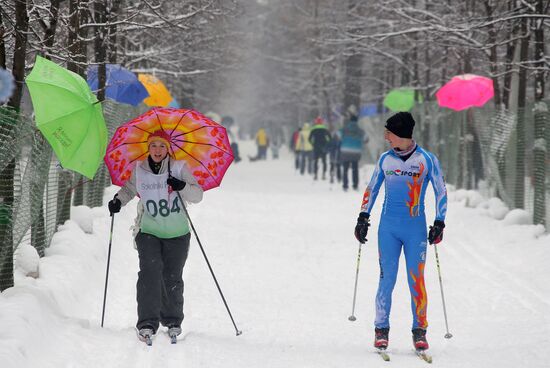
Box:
(168, 99, 180, 108)
(87, 64, 149, 106)
(0, 67, 15, 103)
(436, 74, 494, 111)
(138, 74, 173, 107)
(105, 107, 234, 191)
(383, 88, 422, 112)
(26, 56, 108, 179)
(359, 104, 379, 118)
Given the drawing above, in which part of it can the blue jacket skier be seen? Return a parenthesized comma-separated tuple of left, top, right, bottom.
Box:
(353, 112, 447, 352)
(340, 106, 366, 190)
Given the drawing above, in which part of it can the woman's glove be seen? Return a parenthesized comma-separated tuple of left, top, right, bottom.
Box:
(167, 176, 186, 191)
(108, 195, 121, 215)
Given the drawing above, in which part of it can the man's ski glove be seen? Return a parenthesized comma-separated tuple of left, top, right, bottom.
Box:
(108, 195, 121, 215)
(167, 176, 186, 191)
(428, 220, 445, 245)
(354, 212, 370, 244)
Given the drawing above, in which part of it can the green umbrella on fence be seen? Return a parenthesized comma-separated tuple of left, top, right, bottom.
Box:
(26, 56, 108, 179)
(383, 88, 423, 112)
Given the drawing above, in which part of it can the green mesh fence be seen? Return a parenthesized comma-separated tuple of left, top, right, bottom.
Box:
(0, 101, 143, 290)
(1, 98, 547, 291)
(408, 101, 549, 227)
(360, 100, 549, 227)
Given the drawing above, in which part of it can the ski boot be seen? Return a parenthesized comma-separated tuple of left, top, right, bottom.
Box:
(412, 328, 429, 350)
(167, 325, 182, 344)
(138, 326, 155, 346)
(374, 327, 389, 349)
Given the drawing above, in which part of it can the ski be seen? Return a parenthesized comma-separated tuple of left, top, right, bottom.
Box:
(415, 350, 432, 364)
(376, 348, 390, 362)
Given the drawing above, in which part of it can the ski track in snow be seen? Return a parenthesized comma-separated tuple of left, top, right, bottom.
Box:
(1, 141, 549, 368)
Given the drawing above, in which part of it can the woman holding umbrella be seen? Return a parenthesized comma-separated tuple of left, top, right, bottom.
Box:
(107, 129, 203, 344)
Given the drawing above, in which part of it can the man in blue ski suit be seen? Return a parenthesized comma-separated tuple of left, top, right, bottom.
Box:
(353, 112, 447, 351)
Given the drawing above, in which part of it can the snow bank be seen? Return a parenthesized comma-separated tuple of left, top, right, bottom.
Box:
(449, 189, 512, 220)
(476, 197, 510, 220)
(449, 189, 485, 208)
(71, 205, 94, 234)
(502, 208, 532, 225)
(14, 243, 39, 278)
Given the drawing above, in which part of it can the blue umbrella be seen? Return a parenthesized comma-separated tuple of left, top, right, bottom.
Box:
(359, 104, 379, 118)
(0, 67, 15, 103)
(87, 64, 149, 106)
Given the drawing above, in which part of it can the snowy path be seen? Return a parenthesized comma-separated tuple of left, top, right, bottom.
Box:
(1, 142, 549, 368)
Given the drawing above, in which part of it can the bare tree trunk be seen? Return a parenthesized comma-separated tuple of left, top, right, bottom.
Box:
(32, 0, 61, 254)
(68, 0, 82, 74)
(514, 14, 529, 209)
(484, 0, 502, 108)
(8, 0, 29, 109)
(532, 0, 547, 227)
(460, 39, 473, 189)
(67, 0, 84, 207)
(43, 0, 61, 52)
(108, 0, 122, 63)
(95, 0, 108, 103)
(1, 0, 29, 291)
(343, 0, 362, 111)
(77, 0, 90, 77)
(0, 6, 6, 68)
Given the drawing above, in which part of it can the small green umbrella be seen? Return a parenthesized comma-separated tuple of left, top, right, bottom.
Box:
(383, 88, 423, 112)
(26, 56, 107, 179)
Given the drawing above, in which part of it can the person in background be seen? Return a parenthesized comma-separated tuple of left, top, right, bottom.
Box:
(298, 122, 313, 175)
(291, 125, 302, 170)
(340, 105, 366, 191)
(222, 116, 241, 163)
(249, 126, 269, 161)
(308, 117, 332, 180)
(353, 112, 447, 353)
(269, 123, 283, 159)
(107, 130, 203, 343)
(328, 128, 342, 184)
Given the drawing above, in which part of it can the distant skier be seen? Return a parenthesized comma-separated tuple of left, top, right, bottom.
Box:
(340, 105, 366, 191)
(249, 127, 269, 161)
(290, 126, 302, 170)
(297, 122, 313, 175)
(328, 128, 341, 183)
(107, 130, 204, 345)
(308, 117, 332, 180)
(353, 112, 447, 353)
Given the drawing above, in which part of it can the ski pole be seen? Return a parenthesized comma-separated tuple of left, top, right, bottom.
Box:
(176, 191, 242, 336)
(348, 242, 363, 321)
(433, 243, 453, 338)
(101, 213, 116, 328)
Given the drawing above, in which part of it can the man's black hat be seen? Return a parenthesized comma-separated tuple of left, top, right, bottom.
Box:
(385, 112, 415, 138)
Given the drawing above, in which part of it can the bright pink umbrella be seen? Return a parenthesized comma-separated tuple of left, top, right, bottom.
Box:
(105, 107, 234, 191)
(435, 74, 494, 111)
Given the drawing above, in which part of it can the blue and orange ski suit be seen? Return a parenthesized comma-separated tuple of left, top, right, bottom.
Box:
(360, 145, 447, 330)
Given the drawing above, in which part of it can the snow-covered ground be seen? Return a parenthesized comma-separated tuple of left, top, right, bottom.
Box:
(1, 140, 549, 368)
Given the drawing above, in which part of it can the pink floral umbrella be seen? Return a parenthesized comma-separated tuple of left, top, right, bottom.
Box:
(435, 74, 494, 111)
(105, 107, 234, 191)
